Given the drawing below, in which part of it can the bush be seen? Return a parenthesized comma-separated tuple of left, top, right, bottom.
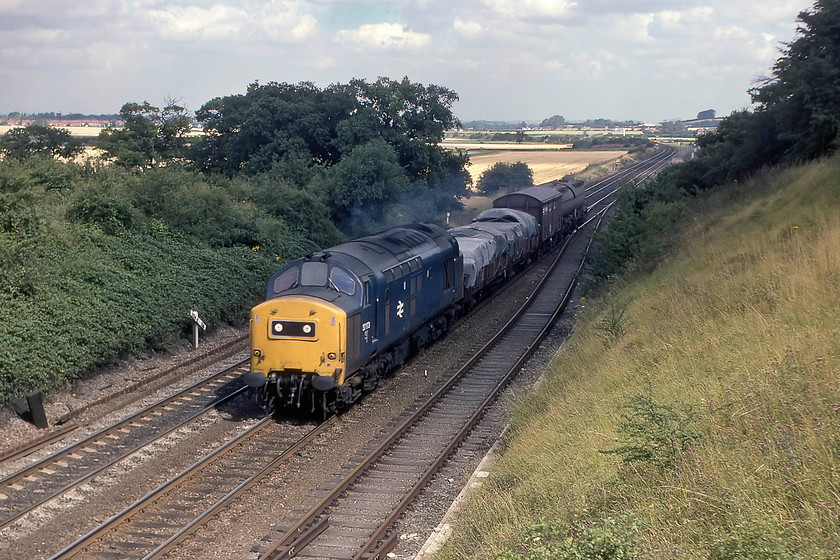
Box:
(68, 191, 136, 235)
(496, 516, 639, 560)
(476, 161, 533, 195)
(0, 158, 327, 405)
(601, 392, 702, 473)
(0, 228, 278, 403)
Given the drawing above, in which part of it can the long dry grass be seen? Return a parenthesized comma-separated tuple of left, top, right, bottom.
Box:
(433, 157, 840, 559)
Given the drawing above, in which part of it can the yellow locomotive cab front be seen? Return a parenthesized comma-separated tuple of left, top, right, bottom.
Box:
(250, 295, 348, 389)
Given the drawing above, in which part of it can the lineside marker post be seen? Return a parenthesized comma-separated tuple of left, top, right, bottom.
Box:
(27, 390, 48, 429)
(189, 309, 207, 349)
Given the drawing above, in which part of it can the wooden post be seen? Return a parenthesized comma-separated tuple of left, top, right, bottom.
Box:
(27, 390, 48, 429)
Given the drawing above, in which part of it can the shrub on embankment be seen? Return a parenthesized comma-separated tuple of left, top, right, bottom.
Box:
(433, 156, 840, 559)
(0, 157, 330, 405)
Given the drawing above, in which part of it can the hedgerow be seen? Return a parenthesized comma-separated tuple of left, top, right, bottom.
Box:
(0, 225, 277, 402)
(0, 157, 322, 404)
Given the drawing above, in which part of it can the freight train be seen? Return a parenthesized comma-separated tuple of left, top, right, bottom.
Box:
(243, 179, 588, 416)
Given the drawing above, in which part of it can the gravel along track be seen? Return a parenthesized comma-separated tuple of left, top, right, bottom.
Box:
(251, 224, 591, 560)
(0, 263, 545, 560)
(0, 361, 249, 533)
(0, 148, 675, 560)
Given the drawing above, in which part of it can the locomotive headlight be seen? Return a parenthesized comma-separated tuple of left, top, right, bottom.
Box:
(253, 349, 262, 357)
(303, 324, 312, 334)
(273, 323, 283, 334)
(327, 352, 337, 360)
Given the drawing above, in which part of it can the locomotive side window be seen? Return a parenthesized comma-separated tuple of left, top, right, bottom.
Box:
(273, 267, 299, 294)
(301, 261, 328, 286)
(362, 279, 371, 307)
(444, 259, 453, 290)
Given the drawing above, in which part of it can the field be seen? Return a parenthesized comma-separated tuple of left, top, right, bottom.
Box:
(0, 125, 106, 137)
(440, 142, 628, 186)
(0, 125, 626, 186)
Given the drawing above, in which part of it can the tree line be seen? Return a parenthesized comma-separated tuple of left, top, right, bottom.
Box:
(593, 0, 840, 282)
(2, 77, 471, 242)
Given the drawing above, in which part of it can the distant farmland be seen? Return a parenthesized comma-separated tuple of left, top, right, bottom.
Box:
(441, 142, 627, 185)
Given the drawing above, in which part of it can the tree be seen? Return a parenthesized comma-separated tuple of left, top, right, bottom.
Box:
(660, 120, 688, 136)
(475, 162, 534, 195)
(0, 124, 83, 160)
(696, 109, 716, 120)
(346, 77, 470, 217)
(317, 138, 408, 236)
(540, 115, 566, 129)
(750, 0, 840, 160)
(250, 184, 343, 248)
(347, 77, 461, 177)
(193, 77, 471, 228)
(193, 81, 355, 176)
(96, 100, 192, 169)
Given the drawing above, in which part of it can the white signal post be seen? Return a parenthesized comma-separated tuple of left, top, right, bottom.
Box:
(189, 309, 207, 349)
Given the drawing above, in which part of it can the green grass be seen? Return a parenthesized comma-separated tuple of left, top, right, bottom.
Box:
(433, 157, 840, 559)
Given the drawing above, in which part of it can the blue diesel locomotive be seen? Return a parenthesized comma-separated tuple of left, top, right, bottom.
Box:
(245, 223, 463, 415)
(244, 179, 587, 416)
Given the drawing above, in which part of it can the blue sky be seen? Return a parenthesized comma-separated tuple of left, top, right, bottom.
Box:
(0, 0, 816, 122)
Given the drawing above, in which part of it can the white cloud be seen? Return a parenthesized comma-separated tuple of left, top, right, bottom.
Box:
(645, 6, 715, 40)
(0, 0, 819, 121)
(482, 0, 576, 20)
(453, 19, 483, 41)
(143, 5, 247, 40)
(0, 0, 22, 10)
(335, 22, 430, 50)
(260, 2, 319, 42)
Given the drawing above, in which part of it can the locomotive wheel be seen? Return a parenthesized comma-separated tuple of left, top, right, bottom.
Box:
(253, 385, 277, 417)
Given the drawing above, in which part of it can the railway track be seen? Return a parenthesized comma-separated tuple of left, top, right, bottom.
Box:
(585, 144, 676, 213)
(247, 147, 674, 560)
(0, 357, 250, 532)
(45, 237, 568, 560)
(52, 416, 332, 559)
(0, 334, 248, 470)
(253, 210, 594, 560)
(4, 146, 674, 559)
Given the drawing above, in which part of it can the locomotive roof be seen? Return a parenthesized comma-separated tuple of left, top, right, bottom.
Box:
(310, 223, 454, 276)
(265, 223, 455, 301)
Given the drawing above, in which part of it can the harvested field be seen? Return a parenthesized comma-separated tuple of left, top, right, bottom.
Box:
(0, 125, 106, 137)
(457, 147, 627, 185)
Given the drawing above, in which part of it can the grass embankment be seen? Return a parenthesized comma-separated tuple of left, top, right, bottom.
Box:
(434, 157, 840, 559)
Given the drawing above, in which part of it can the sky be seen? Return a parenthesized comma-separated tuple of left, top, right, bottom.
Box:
(0, 0, 817, 123)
